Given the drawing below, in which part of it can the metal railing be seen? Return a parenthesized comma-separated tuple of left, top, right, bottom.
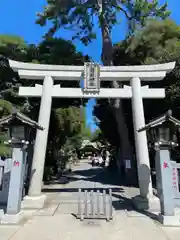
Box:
(77, 188, 113, 221)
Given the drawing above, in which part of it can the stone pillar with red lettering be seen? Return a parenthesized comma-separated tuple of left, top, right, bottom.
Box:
(155, 144, 177, 225)
(6, 147, 26, 215)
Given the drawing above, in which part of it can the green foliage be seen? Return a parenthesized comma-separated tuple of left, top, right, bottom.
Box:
(93, 20, 180, 148)
(126, 20, 180, 112)
(36, 0, 171, 155)
(53, 106, 91, 149)
(93, 102, 120, 147)
(81, 123, 92, 140)
(0, 99, 12, 117)
(0, 35, 27, 57)
(0, 133, 11, 156)
(47, 105, 85, 172)
(120, 0, 170, 34)
(112, 19, 180, 146)
(0, 35, 31, 109)
(37, 38, 89, 65)
(116, 19, 180, 109)
(56, 106, 82, 138)
(0, 35, 89, 175)
(126, 19, 180, 65)
(0, 34, 89, 109)
(36, 0, 170, 44)
(0, 145, 11, 157)
(0, 35, 26, 46)
(90, 128, 108, 146)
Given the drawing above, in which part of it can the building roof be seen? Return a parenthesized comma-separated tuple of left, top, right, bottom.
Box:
(0, 111, 43, 130)
(80, 139, 98, 150)
(138, 110, 180, 132)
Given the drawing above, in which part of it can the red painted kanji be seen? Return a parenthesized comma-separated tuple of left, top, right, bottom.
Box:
(164, 161, 169, 169)
(13, 161, 20, 167)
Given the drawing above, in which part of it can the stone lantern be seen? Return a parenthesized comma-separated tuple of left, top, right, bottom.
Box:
(0, 110, 43, 224)
(138, 110, 180, 226)
(140, 110, 179, 147)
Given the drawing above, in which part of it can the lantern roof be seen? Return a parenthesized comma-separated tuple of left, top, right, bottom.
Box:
(0, 111, 43, 130)
(138, 110, 180, 132)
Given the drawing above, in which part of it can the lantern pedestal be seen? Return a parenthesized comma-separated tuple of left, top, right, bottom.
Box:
(22, 194, 46, 209)
(6, 145, 27, 216)
(137, 110, 180, 225)
(1, 143, 28, 224)
(1, 211, 24, 224)
(0, 110, 44, 224)
(0, 209, 4, 222)
(158, 214, 180, 226)
(132, 194, 160, 213)
(155, 143, 180, 226)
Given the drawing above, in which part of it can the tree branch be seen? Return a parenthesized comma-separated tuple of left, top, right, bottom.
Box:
(112, 0, 131, 19)
(118, 6, 131, 19)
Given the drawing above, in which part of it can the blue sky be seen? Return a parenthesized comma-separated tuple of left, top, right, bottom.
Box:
(0, 0, 179, 132)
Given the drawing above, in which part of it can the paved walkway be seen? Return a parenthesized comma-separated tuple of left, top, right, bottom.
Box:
(1, 160, 180, 240)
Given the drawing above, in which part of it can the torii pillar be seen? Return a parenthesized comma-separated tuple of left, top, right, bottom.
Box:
(131, 77, 159, 211)
(23, 76, 54, 208)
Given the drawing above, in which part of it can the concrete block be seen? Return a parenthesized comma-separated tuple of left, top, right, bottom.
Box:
(158, 214, 180, 226)
(22, 195, 47, 209)
(1, 211, 24, 224)
(133, 195, 160, 213)
(0, 208, 4, 220)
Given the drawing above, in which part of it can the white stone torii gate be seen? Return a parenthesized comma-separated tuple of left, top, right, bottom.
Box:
(9, 60, 175, 209)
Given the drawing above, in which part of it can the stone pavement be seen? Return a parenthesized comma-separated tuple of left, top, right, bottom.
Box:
(1, 160, 180, 240)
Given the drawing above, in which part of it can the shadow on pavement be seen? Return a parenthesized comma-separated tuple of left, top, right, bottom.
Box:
(42, 165, 158, 223)
(43, 166, 138, 195)
(41, 161, 160, 224)
(69, 167, 137, 187)
(112, 193, 159, 222)
(45, 167, 132, 185)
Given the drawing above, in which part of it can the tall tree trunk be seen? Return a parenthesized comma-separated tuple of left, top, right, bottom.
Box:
(100, 14, 136, 183)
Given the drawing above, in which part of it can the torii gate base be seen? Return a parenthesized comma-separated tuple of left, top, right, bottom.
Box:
(9, 60, 175, 212)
